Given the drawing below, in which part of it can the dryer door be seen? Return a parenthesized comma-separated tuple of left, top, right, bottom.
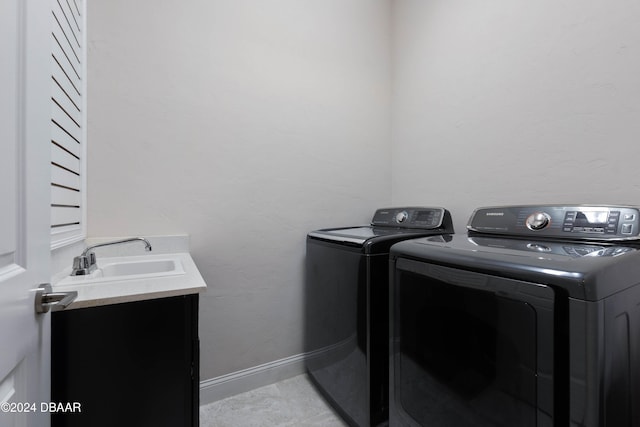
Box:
(391, 259, 562, 427)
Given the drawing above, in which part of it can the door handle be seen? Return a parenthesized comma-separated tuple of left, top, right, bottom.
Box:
(34, 283, 78, 313)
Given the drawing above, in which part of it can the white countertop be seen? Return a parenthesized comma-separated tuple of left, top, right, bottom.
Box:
(52, 252, 207, 310)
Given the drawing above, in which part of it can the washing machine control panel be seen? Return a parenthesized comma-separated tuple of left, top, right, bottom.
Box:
(468, 205, 640, 240)
(371, 207, 448, 229)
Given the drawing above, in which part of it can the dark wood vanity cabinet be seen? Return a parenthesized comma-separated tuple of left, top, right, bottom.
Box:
(51, 294, 199, 427)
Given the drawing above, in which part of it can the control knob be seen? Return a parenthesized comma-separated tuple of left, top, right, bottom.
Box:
(526, 212, 551, 231)
(395, 211, 409, 224)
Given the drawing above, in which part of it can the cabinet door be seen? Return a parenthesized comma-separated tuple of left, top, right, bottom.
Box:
(52, 295, 199, 427)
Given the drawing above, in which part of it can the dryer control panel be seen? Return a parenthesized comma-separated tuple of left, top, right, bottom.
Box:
(468, 205, 640, 240)
(371, 207, 449, 229)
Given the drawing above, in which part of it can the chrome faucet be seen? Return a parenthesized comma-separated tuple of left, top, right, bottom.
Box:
(71, 237, 152, 276)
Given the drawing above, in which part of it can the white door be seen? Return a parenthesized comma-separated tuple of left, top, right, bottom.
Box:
(1, 0, 53, 426)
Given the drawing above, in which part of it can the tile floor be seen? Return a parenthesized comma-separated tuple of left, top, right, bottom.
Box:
(200, 374, 349, 427)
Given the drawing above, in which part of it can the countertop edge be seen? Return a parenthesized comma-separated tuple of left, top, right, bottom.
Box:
(63, 285, 206, 310)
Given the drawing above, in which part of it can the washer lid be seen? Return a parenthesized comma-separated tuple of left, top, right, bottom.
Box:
(308, 227, 375, 245)
(308, 226, 427, 246)
(391, 234, 640, 301)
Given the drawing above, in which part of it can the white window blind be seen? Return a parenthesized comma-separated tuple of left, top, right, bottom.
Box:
(50, 0, 86, 249)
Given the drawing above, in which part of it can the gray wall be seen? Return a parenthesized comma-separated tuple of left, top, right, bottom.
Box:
(88, 0, 640, 383)
(87, 0, 391, 379)
(391, 0, 640, 232)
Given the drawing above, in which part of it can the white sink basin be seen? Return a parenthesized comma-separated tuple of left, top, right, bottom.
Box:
(56, 255, 186, 286)
(99, 259, 178, 277)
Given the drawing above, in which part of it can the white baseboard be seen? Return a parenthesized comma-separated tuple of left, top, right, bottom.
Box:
(199, 352, 308, 405)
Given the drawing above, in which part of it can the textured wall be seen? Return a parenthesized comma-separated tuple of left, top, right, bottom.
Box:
(391, 0, 640, 231)
(87, 0, 640, 384)
(87, 0, 391, 379)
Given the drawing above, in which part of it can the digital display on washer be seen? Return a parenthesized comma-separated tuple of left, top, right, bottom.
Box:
(413, 210, 441, 226)
(416, 211, 431, 221)
(574, 211, 609, 227)
(564, 210, 620, 235)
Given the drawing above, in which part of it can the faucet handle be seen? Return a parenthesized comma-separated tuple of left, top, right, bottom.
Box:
(88, 251, 96, 266)
(72, 255, 89, 270)
(71, 252, 97, 276)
